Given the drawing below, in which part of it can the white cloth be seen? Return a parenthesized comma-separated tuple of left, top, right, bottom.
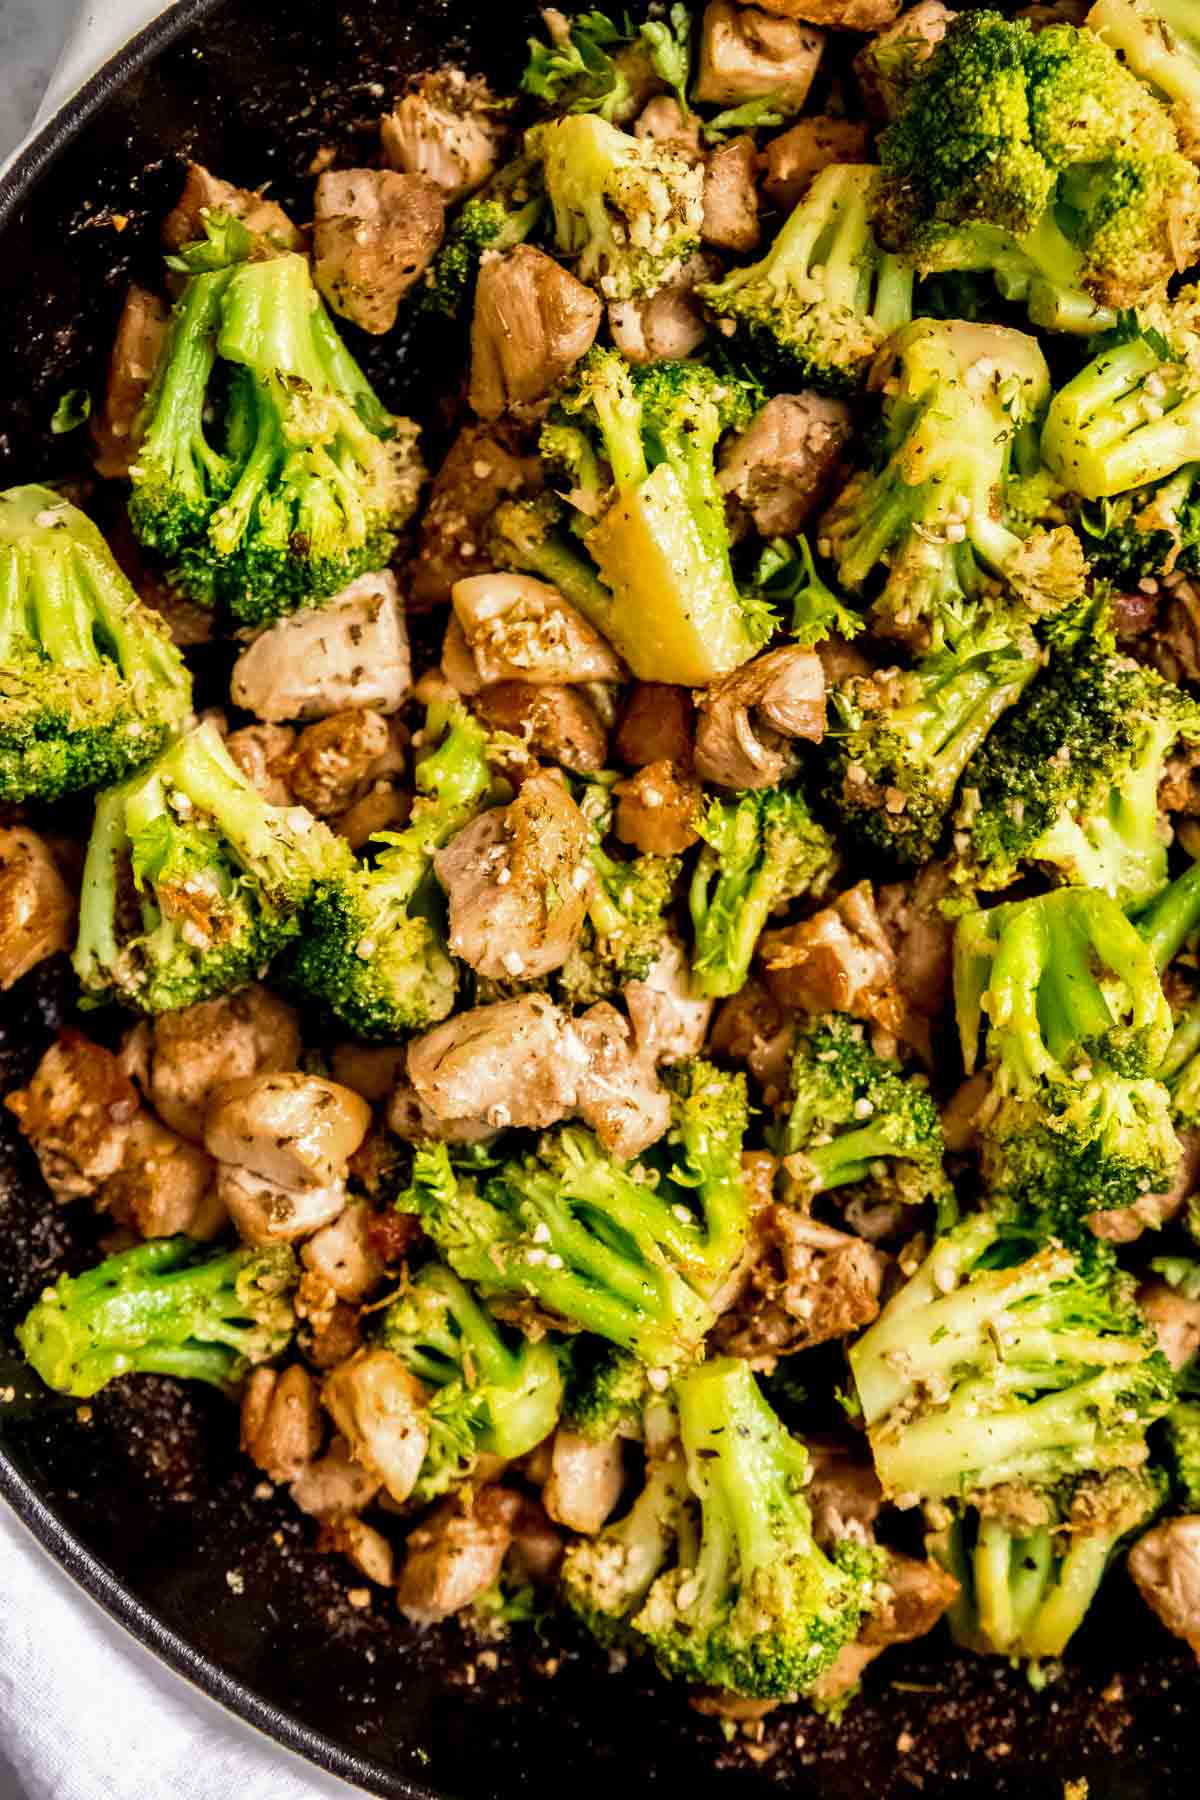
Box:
(0, 8, 358, 1795)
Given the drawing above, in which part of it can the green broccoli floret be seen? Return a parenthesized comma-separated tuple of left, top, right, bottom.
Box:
(521, 6, 691, 121)
(688, 787, 837, 999)
(563, 1341, 651, 1442)
(1087, 0, 1200, 159)
(73, 719, 353, 1015)
(557, 777, 681, 1004)
(130, 251, 423, 625)
(379, 1261, 565, 1488)
(955, 635, 1200, 906)
(697, 165, 914, 396)
(849, 1213, 1173, 1502)
(18, 1236, 298, 1398)
(630, 1358, 881, 1698)
(421, 158, 545, 324)
(287, 695, 493, 1040)
(0, 484, 191, 803)
(875, 11, 1200, 316)
(745, 536, 865, 649)
(819, 318, 1086, 650)
(561, 1450, 694, 1646)
(784, 1013, 949, 1211)
(927, 1467, 1164, 1660)
(953, 889, 1180, 1234)
(1073, 464, 1200, 586)
(526, 113, 703, 302)
(1162, 1400, 1200, 1509)
(658, 1058, 753, 1298)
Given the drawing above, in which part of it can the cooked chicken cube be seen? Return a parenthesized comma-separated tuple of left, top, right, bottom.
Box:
(614, 683, 694, 769)
(323, 1348, 431, 1507)
(330, 1044, 410, 1106)
(755, 0, 901, 26)
(313, 168, 445, 335)
(287, 710, 403, 818)
(397, 1486, 519, 1625)
(608, 253, 718, 365)
(434, 772, 594, 981)
(759, 882, 902, 1032)
(231, 572, 411, 722)
(241, 1364, 323, 1485)
(573, 1002, 671, 1158)
(289, 1434, 382, 1520)
(694, 646, 826, 789)
(218, 1165, 350, 1247)
(624, 936, 714, 1065)
(302, 1201, 386, 1304)
(6, 1032, 139, 1203)
(451, 571, 623, 688)
(405, 995, 590, 1132)
(694, 1, 825, 109)
(812, 1550, 961, 1702)
(473, 682, 608, 774)
(854, 0, 955, 120)
(760, 116, 872, 212)
(876, 859, 955, 1028)
(91, 285, 170, 479)
(719, 393, 853, 539)
(381, 70, 505, 205)
(204, 1073, 371, 1191)
(409, 423, 543, 610)
(160, 161, 301, 254)
(1137, 1276, 1200, 1371)
(635, 97, 704, 163)
(0, 826, 75, 990)
(103, 1113, 224, 1242)
(316, 1514, 396, 1587)
(1129, 1518, 1200, 1659)
(709, 979, 793, 1100)
(702, 136, 761, 253)
(469, 246, 603, 420)
(613, 760, 702, 856)
(714, 1208, 887, 1359)
(224, 722, 297, 806)
(543, 1429, 625, 1534)
(805, 1436, 884, 1550)
(131, 985, 301, 1144)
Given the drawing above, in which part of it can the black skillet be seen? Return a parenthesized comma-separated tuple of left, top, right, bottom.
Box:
(1, 3, 1199, 1794)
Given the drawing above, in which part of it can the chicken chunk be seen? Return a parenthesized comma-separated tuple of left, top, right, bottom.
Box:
(160, 161, 302, 254)
(302, 1201, 386, 1304)
(434, 772, 593, 981)
(613, 760, 701, 855)
(91, 285, 170, 479)
(694, 1, 825, 108)
(759, 882, 902, 1033)
(287, 710, 403, 818)
(709, 979, 793, 1101)
(132, 985, 301, 1144)
(614, 683, 694, 769)
(103, 1113, 224, 1242)
(450, 571, 623, 688)
(635, 97, 704, 163)
(1138, 1277, 1200, 1372)
(805, 1436, 884, 1551)
(876, 859, 954, 1028)
(812, 1550, 961, 1702)
(694, 647, 826, 789)
(755, 0, 901, 26)
(1128, 1518, 1200, 1659)
(607, 252, 718, 365)
(854, 0, 956, 120)
(331, 1044, 410, 1106)
(381, 70, 505, 205)
(6, 1032, 139, 1203)
(703, 137, 760, 253)
(289, 1434, 382, 1519)
(323, 1349, 431, 1506)
(397, 1487, 519, 1625)
(713, 1208, 886, 1360)
(313, 168, 445, 335)
(241, 1364, 324, 1485)
(218, 1166, 349, 1248)
(719, 393, 853, 539)
(205, 1073, 371, 1191)
(408, 423, 543, 610)
(759, 116, 872, 212)
(0, 826, 75, 990)
(224, 722, 297, 806)
(624, 935, 714, 1066)
(473, 682, 608, 774)
(405, 995, 590, 1132)
(543, 1429, 625, 1535)
(573, 1003, 671, 1158)
(469, 245, 602, 420)
(230, 571, 411, 722)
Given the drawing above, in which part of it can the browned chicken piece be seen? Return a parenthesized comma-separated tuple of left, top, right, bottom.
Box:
(381, 70, 505, 205)
(876, 858, 955, 1028)
(289, 1434, 383, 1520)
(303, 1297, 365, 1371)
(231, 571, 413, 723)
(450, 570, 623, 688)
(1160, 746, 1200, 816)
(409, 423, 543, 610)
(811, 1550, 961, 1703)
(614, 683, 694, 768)
(469, 246, 602, 420)
(330, 1043, 410, 1106)
(336, 783, 410, 851)
(302, 1201, 386, 1304)
(6, 1032, 139, 1203)
(607, 252, 719, 365)
(224, 723, 297, 806)
(703, 137, 760, 253)
(434, 772, 594, 981)
(131, 985, 301, 1144)
(205, 1073, 371, 1191)
(1138, 1276, 1200, 1371)
(624, 936, 714, 1065)
(614, 760, 702, 856)
(405, 995, 590, 1132)
(91, 285, 169, 478)
(323, 1348, 431, 1506)
(473, 682, 608, 774)
(103, 1113, 225, 1242)
(694, 1, 825, 107)
(1152, 581, 1200, 688)
(939, 1072, 990, 1154)
(709, 978, 793, 1101)
(0, 826, 75, 989)
(397, 1486, 520, 1625)
(805, 1436, 884, 1550)
(1090, 1129, 1200, 1244)
(218, 1165, 350, 1247)
(635, 96, 704, 163)
(313, 169, 445, 335)
(543, 1429, 626, 1534)
(287, 710, 403, 817)
(388, 1078, 503, 1145)
(1128, 1518, 1200, 1659)
(160, 161, 302, 254)
(241, 1364, 324, 1484)
(755, 0, 900, 25)
(506, 1495, 565, 1586)
(759, 116, 872, 212)
(853, 0, 956, 120)
(713, 1207, 886, 1359)
(694, 647, 826, 789)
(760, 883, 902, 1036)
(573, 1002, 671, 1158)
(316, 1514, 396, 1587)
(719, 393, 853, 539)
(690, 1691, 780, 1721)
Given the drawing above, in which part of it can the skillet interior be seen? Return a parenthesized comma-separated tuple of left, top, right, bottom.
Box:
(1, 2, 1199, 1793)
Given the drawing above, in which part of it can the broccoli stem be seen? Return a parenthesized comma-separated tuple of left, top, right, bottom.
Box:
(73, 784, 132, 997)
(1135, 858, 1200, 972)
(135, 271, 233, 533)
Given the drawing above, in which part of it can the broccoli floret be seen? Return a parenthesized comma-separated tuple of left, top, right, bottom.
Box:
(0, 484, 191, 803)
(1162, 1400, 1200, 1509)
(953, 889, 1179, 1234)
(955, 635, 1200, 906)
(73, 718, 353, 1015)
(521, 6, 691, 121)
(130, 251, 423, 625)
(819, 318, 1086, 650)
(784, 1013, 949, 1211)
(927, 1467, 1164, 1660)
(1074, 465, 1200, 586)
(526, 113, 703, 302)
(421, 158, 545, 324)
(630, 1358, 881, 1698)
(688, 787, 837, 999)
(551, 350, 773, 683)
(18, 1236, 298, 1398)
(1087, 0, 1200, 158)
(561, 1450, 695, 1646)
(658, 1058, 753, 1298)
(287, 695, 493, 1039)
(849, 1213, 1173, 1501)
(875, 11, 1200, 315)
(564, 1341, 651, 1442)
(558, 777, 681, 1004)
(745, 536, 865, 649)
(379, 1261, 565, 1488)
(697, 166, 914, 396)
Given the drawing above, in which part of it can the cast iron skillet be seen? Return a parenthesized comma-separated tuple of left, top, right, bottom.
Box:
(1, 4, 1200, 1794)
